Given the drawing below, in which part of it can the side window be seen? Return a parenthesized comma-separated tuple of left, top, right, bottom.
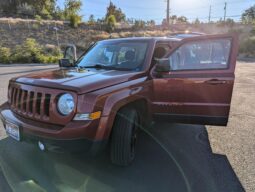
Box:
(169, 39, 231, 71)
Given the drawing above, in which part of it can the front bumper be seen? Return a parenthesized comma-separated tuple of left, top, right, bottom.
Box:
(0, 102, 107, 153)
(22, 134, 107, 153)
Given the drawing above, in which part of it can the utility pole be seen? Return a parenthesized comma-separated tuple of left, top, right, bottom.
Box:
(166, 0, 170, 25)
(208, 5, 211, 23)
(224, 2, 227, 21)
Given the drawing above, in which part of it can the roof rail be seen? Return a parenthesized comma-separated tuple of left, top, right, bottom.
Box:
(169, 32, 206, 38)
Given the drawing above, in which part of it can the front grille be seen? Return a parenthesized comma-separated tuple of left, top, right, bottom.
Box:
(8, 82, 76, 126)
(9, 86, 51, 120)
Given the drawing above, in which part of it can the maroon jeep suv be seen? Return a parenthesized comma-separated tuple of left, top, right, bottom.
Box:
(0, 33, 238, 166)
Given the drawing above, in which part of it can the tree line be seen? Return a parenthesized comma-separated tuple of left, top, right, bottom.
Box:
(0, 0, 82, 27)
(0, 0, 255, 30)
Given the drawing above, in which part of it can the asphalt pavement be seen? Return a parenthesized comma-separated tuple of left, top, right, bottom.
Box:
(0, 123, 244, 192)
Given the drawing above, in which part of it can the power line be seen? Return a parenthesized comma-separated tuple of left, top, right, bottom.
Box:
(171, 0, 254, 15)
(84, 0, 251, 23)
(85, 0, 254, 18)
(181, 14, 242, 21)
(87, 0, 253, 12)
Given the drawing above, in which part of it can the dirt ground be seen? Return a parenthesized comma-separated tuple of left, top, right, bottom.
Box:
(0, 62, 254, 191)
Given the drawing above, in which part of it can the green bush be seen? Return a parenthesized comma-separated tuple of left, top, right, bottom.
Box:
(12, 38, 42, 63)
(35, 15, 42, 22)
(0, 47, 11, 63)
(10, 38, 63, 64)
(36, 54, 60, 63)
(132, 20, 146, 30)
(37, 47, 62, 63)
(228, 28, 243, 34)
(106, 15, 116, 32)
(250, 27, 255, 36)
(41, 8, 53, 20)
(69, 14, 81, 28)
(32, 23, 40, 29)
(239, 36, 255, 56)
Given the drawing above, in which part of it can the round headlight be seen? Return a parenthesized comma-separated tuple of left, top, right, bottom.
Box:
(57, 93, 75, 116)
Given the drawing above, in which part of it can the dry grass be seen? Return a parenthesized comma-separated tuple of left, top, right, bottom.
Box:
(0, 22, 173, 51)
(0, 17, 64, 24)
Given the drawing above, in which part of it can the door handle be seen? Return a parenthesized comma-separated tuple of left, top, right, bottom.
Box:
(205, 79, 227, 85)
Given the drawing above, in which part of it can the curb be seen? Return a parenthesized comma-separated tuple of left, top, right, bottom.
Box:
(0, 64, 58, 67)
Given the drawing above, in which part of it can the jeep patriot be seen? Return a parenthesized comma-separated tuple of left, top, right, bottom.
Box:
(0, 33, 239, 166)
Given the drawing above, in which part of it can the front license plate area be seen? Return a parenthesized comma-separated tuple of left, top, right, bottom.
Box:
(5, 121, 20, 141)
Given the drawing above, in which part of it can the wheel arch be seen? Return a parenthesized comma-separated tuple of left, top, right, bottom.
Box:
(96, 95, 151, 141)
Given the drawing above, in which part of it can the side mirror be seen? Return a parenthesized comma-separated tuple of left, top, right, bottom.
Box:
(64, 44, 77, 62)
(155, 59, 171, 72)
(59, 44, 77, 68)
(59, 58, 73, 67)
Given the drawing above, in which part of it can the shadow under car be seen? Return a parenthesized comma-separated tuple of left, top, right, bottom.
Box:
(0, 123, 244, 192)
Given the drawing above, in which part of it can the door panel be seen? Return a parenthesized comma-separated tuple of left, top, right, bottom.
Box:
(152, 34, 238, 126)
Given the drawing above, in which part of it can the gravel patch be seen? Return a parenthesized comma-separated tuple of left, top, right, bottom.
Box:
(207, 62, 255, 192)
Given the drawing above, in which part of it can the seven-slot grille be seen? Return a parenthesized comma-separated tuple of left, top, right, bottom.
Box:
(9, 86, 51, 120)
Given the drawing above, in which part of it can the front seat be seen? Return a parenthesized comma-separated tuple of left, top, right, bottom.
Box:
(119, 50, 137, 69)
(153, 47, 167, 59)
(151, 47, 167, 66)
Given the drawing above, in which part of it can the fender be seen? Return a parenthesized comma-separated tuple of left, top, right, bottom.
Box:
(94, 82, 152, 140)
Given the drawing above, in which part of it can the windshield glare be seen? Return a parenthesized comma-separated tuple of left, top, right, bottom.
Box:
(77, 42, 148, 71)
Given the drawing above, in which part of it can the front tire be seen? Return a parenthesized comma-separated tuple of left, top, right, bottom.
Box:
(110, 107, 139, 166)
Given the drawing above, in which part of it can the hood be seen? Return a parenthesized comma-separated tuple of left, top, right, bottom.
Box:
(13, 68, 142, 94)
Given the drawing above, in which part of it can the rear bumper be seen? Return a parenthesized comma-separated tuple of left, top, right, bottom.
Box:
(0, 102, 107, 153)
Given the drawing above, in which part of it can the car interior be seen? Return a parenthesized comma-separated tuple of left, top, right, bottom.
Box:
(169, 39, 231, 71)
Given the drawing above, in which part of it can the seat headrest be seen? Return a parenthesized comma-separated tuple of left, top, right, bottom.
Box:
(125, 50, 135, 61)
(153, 47, 166, 59)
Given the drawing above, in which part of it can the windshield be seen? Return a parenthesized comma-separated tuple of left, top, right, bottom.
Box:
(76, 41, 149, 71)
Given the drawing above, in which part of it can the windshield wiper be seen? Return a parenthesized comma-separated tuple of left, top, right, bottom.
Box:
(78, 64, 134, 71)
(79, 64, 112, 69)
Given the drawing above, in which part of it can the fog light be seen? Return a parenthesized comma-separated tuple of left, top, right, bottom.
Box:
(74, 111, 101, 121)
(38, 141, 45, 151)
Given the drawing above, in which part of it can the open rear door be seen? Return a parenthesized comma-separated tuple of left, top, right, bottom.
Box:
(152, 34, 239, 126)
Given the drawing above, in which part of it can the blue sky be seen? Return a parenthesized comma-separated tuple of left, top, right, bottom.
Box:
(57, 0, 255, 23)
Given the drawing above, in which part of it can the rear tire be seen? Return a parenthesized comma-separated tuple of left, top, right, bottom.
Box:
(110, 107, 139, 166)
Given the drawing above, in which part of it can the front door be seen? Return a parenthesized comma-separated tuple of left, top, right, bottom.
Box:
(152, 34, 239, 126)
